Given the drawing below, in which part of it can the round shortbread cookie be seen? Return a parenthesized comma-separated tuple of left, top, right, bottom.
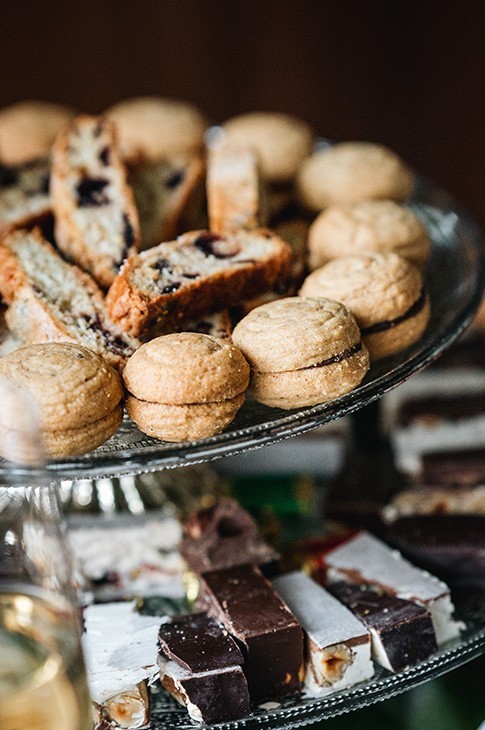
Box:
(0, 343, 123, 430)
(299, 253, 430, 360)
(297, 142, 414, 211)
(123, 333, 250, 404)
(105, 97, 207, 162)
(232, 297, 362, 373)
(308, 200, 430, 270)
(0, 101, 76, 165)
(222, 112, 314, 183)
(126, 392, 245, 442)
(250, 344, 369, 409)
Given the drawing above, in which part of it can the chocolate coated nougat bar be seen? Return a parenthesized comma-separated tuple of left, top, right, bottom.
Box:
(158, 612, 250, 724)
(181, 497, 280, 575)
(198, 564, 304, 702)
(330, 582, 438, 672)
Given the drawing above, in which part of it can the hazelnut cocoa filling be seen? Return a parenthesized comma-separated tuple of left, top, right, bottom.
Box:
(306, 341, 363, 369)
(361, 289, 426, 336)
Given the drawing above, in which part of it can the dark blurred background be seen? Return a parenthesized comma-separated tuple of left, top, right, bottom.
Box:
(2, 1, 485, 223)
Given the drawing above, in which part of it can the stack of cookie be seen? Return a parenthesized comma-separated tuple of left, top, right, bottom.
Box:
(0, 97, 437, 458)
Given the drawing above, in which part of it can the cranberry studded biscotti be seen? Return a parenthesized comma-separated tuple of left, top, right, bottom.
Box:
(0, 157, 51, 238)
(129, 155, 205, 249)
(0, 228, 139, 370)
(50, 115, 140, 289)
(106, 229, 292, 337)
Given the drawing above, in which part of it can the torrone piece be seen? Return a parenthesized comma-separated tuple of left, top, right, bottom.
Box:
(198, 564, 304, 702)
(329, 582, 438, 672)
(51, 115, 140, 289)
(273, 572, 374, 696)
(158, 612, 250, 724)
(82, 601, 162, 729)
(323, 531, 463, 645)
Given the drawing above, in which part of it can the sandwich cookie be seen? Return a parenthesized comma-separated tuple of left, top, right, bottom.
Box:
(308, 200, 431, 271)
(0, 100, 76, 165)
(0, 343, 123, 460)
(105, 96, 208, 163)
(297, 142, 413, 212)
(300, 252, 430, 360)
(232, 297, 369, 409)
(221, 111, 314, 183)
(123, 333, 250, 441)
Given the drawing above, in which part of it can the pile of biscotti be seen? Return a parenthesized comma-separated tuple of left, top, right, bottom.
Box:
(0, 98, 433, 459)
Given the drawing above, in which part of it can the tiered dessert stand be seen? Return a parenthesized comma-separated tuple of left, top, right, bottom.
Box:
(1, 178, 484, 728)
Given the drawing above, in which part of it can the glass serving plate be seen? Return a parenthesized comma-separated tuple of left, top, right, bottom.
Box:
(147, 588, 485, 729)
(0, 178, 483, 481)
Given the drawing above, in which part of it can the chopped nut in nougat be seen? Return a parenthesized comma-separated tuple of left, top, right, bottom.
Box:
(273, 572, 374, 696)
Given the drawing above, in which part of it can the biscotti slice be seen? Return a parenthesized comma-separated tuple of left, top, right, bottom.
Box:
(207, 144, 267, 234)
(50, 115, 140, 288)
(0, 157, 51, 238)
(129, 156, 205, 249)
(0, 228, 139, 370)
(184, 310, 233, 340)
(106, 229, 292, 337)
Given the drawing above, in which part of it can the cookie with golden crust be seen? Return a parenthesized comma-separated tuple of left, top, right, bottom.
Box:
(232, 297, 362, 373)
(0, 101, 76, 165)
(126, 393, 245, 442)
(308, 200, 430, 270)
(106, 229, 292, 338)
(105, 97, 207, 163)
(299, 253, 430, 360)
(0, 343, 123, 459)
(297, 142, 414, 212)
(50, 115, 140, 289)
(123, 333, 249, 404)
(250, 347, 370, 409)
(232, 297, 369, 409)
(221, 112, 314, 183)
(123, 333, 249, 442)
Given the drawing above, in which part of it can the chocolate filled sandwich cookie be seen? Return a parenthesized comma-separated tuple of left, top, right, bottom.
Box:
(297, 141, 414, 212)
(0, 343, 123, 460)
(308, 200, 431, 271)
(232, 297, 369, 409)
(123, 333, 250, 442)
(300, 253, 430, 360)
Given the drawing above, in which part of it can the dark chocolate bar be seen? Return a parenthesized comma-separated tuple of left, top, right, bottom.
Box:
(181, 497, 280, 575)
(330, 582, 438, 672)
(386, 515, 485, 585)
(420, 448, 485, 487)
(198, 564, 304, 702)
(158, 612, 250, 723)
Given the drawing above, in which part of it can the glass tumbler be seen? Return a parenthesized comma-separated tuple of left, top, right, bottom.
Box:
(0, 378, 92, 730)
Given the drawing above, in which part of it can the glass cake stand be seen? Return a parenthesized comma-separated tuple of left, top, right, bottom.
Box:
(0, 177, 482, 481)
(0, 175, 483, 728)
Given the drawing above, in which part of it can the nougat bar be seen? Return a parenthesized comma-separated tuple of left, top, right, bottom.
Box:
(181, 497, 280, 576)
(82, 601, 161, 729)
(273, 572, 373, 695)
(330, 582, 438, 672)
(198, 564, 304, 702)
(158, 612, 250, 723)
(323, 531, 463, 644)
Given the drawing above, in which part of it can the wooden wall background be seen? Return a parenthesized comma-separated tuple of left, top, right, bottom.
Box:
(2, 1, 485, 226)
